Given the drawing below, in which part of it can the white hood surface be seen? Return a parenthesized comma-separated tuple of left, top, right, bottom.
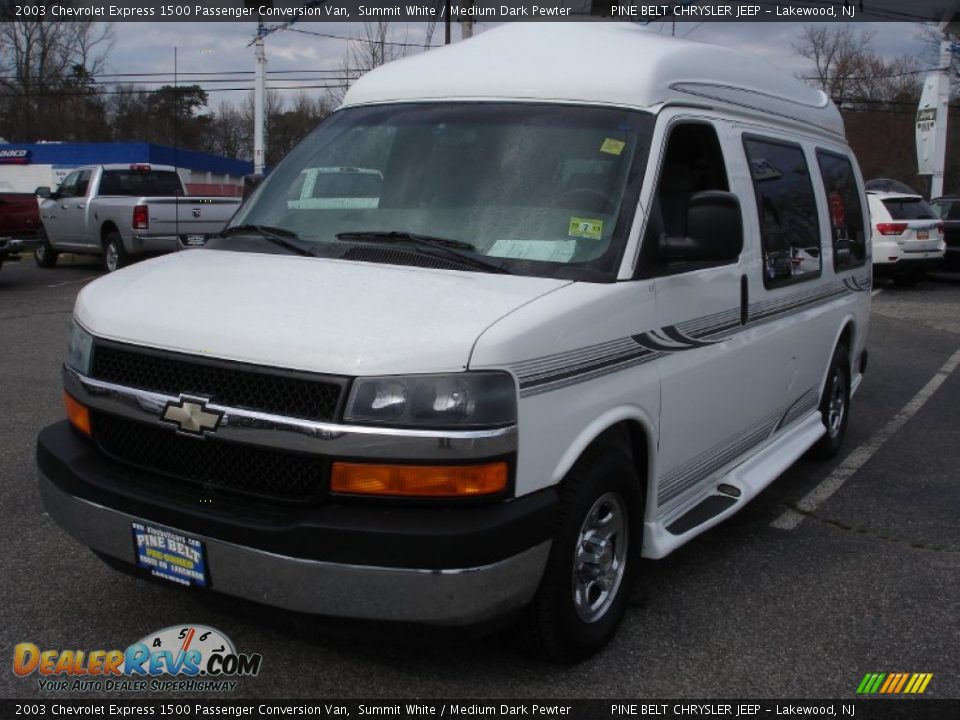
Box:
(74, 249, 570, 376)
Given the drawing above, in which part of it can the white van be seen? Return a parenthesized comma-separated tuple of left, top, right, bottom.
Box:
(38, 24, 870, 662)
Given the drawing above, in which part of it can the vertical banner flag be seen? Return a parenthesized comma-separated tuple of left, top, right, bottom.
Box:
(916, 74, 939, 175)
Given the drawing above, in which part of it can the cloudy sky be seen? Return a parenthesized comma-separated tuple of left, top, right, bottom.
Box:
(100, 20, 936, 110)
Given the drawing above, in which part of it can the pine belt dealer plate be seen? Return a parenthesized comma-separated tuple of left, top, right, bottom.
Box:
(132, 522, 208, 588)
(182, 234, 208, 247)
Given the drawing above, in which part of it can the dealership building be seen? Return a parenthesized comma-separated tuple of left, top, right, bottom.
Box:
(0, 142, 252, 196)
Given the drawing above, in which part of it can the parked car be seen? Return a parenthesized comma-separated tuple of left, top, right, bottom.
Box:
(37, 23, 871, 662)
(0, 192, 41, 270)
(928, 196, 960, 270)
(34, 164, 241, 272)
(867, 189, 944, 284)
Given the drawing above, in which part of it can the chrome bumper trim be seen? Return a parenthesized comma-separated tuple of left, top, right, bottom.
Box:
(39, 470, 548, 625)
(64, 366, 517, 460)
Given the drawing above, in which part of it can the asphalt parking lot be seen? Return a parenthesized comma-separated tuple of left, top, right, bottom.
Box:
(1, 254, 958, 700)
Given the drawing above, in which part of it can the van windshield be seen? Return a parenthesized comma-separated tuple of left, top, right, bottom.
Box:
(228, 103, 653, 281)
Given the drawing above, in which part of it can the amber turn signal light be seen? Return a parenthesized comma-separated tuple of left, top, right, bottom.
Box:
(64, 391, 91, 436)
(331, 461, 508, 498)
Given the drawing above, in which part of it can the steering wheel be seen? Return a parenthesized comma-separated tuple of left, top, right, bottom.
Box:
(557, 188, 616, 215)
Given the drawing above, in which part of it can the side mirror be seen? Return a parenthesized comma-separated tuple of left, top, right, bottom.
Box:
(35, 186, 51, 199)
(662, 191, 743, 264)
(242, 173, 265, 201)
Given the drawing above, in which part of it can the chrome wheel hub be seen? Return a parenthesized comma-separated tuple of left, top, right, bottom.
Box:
(105, 244, 118, 272)
(573, 491, 628, 623)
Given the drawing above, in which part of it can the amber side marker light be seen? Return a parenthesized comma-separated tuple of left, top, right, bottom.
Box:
(331, 461, 508, 498)
(64, 391, 91, 436)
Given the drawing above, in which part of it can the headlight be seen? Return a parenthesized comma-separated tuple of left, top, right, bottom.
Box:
(66, 320, 94, 375)
(344, 372, 516, 429)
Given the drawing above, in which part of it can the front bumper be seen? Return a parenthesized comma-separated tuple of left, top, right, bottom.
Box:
(37, 422, 555, 625)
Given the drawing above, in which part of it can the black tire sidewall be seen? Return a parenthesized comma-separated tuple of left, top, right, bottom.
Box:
(34, 227, 58, 268)
(534, 450, 643, 661)
(816, 345, 850, 457)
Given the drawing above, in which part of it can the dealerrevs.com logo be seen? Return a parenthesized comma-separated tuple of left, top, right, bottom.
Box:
(13, 625, 261, 693)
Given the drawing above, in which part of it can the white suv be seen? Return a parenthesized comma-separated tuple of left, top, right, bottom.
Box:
(868, 190, 944, 284)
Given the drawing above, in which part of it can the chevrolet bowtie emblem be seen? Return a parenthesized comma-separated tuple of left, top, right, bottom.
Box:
(161, 396, 223, 436)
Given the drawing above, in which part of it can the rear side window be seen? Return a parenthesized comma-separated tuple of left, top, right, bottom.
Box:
(99, 170, 183, 196)
(816, 150, 866, 271)
(882, 198, 936, 220)
(743, 137, 821, 287)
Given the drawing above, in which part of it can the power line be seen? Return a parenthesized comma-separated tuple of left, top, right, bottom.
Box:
(286, 26, 441, 49)
(801, 66, 950, 82)
(0, 83, 349, 99)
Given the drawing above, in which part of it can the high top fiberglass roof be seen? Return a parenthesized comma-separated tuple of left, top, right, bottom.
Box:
(342, 23, 844, 137)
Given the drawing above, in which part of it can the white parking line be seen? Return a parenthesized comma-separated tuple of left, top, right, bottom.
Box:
(772, 347, 960, 531)
(871, 288, 883, 298)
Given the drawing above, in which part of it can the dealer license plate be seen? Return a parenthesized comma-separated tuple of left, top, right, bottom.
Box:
(183, 234, 208, 247)
(132, 522, 208, 588)
(917, 230, 929, 240)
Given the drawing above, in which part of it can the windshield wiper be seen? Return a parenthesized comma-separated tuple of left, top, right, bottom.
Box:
(334, 230, 511, 274)
(221, 224, 318, 257)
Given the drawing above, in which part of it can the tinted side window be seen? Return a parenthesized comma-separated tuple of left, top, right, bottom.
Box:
(58, 171, 81, 198)
(816, 150, 866, 271)
(948, 202, 960, 221)
(75, 170, 92, 198)
(744, 137, 821, 287)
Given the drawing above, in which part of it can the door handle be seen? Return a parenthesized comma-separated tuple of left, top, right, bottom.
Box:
(60, 204, 68, 210)
(75, 204, 85, 209)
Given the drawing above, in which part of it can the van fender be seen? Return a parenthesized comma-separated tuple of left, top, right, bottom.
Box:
(549, 405, 659, 520)
(818, 314, 858, 399)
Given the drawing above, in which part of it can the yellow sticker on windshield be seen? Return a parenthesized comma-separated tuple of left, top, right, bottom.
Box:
(600, 138, 626, 156)
(569, 217, 603, 240)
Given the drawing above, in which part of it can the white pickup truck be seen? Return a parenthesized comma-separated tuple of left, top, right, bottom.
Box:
(35, 164, 241, 272)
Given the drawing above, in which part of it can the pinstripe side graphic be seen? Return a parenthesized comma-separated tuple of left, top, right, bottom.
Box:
(657, 385, 819, 507)
(511, 273, 869, 397)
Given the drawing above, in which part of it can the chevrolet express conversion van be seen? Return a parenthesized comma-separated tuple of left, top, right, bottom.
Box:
(38, 24, 871, 662)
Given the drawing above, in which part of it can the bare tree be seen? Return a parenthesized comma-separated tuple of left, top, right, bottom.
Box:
(0, 10, 113, 140)
(793, 25, 877, 103)
(329, 22, 412, 105)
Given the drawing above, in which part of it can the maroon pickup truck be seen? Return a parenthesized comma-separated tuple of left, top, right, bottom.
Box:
(0, 192, 41, 269)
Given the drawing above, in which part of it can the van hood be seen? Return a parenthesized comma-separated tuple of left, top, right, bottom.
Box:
(74, 250, 570, 376)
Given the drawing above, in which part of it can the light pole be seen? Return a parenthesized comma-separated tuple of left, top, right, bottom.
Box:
(253, 19, 267, 175)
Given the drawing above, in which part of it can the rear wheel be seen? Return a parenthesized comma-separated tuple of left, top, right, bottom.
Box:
(34, 227, 59, 268)
(811, 343, 850, 460)
(520, 445, 642, 663)
(103, 231, 128, 273)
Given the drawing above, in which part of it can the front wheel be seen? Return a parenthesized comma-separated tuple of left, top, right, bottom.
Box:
(103, 231, 128, 273)
(811, 343, 850, 460)
(520, 446, 642, 663)
(34, 227, 59, 268)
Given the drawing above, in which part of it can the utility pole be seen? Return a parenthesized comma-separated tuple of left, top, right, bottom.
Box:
(461, 0, 474, 39)
(444, 0, 451, 44)
(253, 19, 267, 175)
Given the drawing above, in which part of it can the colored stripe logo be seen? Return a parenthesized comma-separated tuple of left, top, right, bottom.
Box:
(857, 673, 933, 694)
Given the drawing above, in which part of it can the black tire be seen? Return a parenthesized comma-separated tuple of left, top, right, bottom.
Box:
(810, 343, 851, 460)
(520, 445, 643, 663)
(34, 227, 59, 268)
(103, 231, 128, 273)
